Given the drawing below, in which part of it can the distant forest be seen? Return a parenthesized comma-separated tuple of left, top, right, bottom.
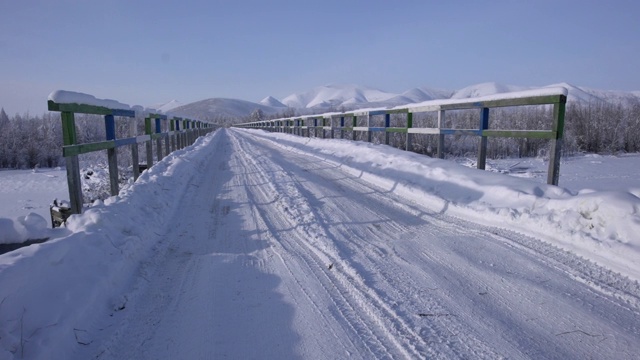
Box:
(0, 99, 639, 170)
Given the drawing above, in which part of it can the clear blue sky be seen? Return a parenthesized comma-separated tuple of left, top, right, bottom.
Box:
(1, 0, 638, 115)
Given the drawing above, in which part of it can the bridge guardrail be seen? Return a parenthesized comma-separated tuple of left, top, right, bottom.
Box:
(48, 91, 215, 215)
(235, 87, 567, 186)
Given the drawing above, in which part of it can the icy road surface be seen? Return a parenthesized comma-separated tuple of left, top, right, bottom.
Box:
(90, 129, 640, 359)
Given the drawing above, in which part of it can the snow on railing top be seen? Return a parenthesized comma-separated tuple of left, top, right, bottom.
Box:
(48, 90, 131, 110)
(47, 90, 163, 116)
(401, 86, 568, 111)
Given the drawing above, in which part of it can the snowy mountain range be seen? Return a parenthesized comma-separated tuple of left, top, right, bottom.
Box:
(160, 82, 640, 120)
(164, 98, 281, 120)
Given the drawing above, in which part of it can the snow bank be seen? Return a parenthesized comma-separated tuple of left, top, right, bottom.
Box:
(0, 213, 53, 244)
(48, 90, 157, 117)
(240, 129, 640, 282)
(0, 131, 219, 359)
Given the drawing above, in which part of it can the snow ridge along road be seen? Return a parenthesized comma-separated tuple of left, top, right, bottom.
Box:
(72, 129, 640, 358)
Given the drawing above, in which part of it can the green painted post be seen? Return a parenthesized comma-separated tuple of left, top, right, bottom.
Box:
(367, 115, 372, 143)
(181, 120, 186, 147)
(330, 117, 335, 139)
(313, 118, 318, 138)
(437, 110, 445, 158)
(184, 120, 189, 146)
(182, 119, 187, 148)
(144, 117, 154, 168)
(547, 97, 567, 185)
(405, 112, 413, 151)
(131, 117, 140, 181)
(164, 118, 171, 157)
(187, 119, 192, 145)
(187, 120, 190, 145)
(190, 120, 195, 144)
(477, 108, 489, 169)
(61, 111, 83, 214)
(170, 119, 176, 152)
(340, 116, 345, 139)
(352, 116, 357, 141)
(105, 114, 119, 196)
(176, 119, 182, 149)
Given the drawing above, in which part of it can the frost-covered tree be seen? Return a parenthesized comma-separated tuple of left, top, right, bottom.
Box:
(0, 108, 8, 128)
(250, 109, 265, 122)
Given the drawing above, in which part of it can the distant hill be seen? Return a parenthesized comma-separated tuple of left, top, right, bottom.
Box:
(168, 98, 283, 120)
(281, 84, 400, 109)
(157, 82, 640, 121)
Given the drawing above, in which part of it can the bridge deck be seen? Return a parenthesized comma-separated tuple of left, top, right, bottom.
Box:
(92, 129, 640, 359)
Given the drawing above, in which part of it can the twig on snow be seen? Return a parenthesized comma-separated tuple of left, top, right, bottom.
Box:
(555, 329, 603, 338)
(417, 313, 456, 318)
(73, 328, 93, 345)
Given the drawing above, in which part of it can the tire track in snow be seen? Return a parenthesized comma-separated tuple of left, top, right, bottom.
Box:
(229, 131, 408, 358)
(228, 130, 441, 359)
(229, 130, 497, 358)
(231, 129, 505, 358)
(232, 128, 640, 359)
(231, 146, 365, 357)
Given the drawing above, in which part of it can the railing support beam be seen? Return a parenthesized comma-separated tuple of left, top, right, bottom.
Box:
(547, 99, 566, 185)
(477, 108, 489, 169)
(105, 114, 119, 196)
(61, 111, 83, 214)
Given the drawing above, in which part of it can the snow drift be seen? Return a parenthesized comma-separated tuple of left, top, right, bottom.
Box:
(240, 129, 640, 281)
(0, 132, 220, 359)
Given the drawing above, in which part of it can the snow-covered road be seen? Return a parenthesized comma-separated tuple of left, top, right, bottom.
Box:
(84, 129, 640, 359)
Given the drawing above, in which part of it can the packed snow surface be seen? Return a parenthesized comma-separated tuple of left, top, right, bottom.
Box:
(1, 129, 639, 359)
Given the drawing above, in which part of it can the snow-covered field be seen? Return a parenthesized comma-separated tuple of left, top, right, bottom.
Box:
(1, 129, 639, 359)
